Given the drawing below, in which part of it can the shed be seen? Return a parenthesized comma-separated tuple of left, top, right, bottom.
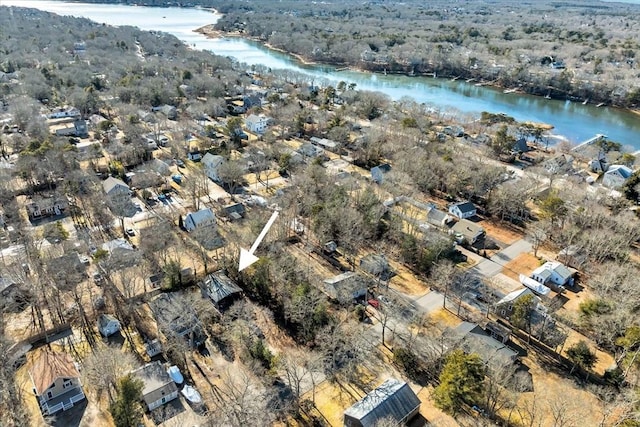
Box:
(97, 313, 121, 337)
(371, 163, 391, 184)
(343, 378, 421, 427)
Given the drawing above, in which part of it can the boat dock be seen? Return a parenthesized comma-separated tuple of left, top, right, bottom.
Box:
(571, 134, 607, 152)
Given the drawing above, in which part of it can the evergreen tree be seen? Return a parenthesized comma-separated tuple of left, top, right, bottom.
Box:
(110, 374, 144, 427)
(433, 349, 485, 415)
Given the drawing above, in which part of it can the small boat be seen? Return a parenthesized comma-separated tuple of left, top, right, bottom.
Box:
(597, 102, 605, 107)
(503, 88, 517, 94)
(181, 385, 202, 404)
(582, 99, 589, 105)
(544, 94, 551, 99)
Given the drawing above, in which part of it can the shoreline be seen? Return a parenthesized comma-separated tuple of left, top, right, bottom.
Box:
(196, 26, 640, 116)
(195, 25, 320, 67)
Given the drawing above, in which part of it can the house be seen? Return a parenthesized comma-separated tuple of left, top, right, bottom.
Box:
(603, 164, 633, 188)
(243, 94, 263, 109)
(48, 107, 81, 120)
(201, 270, 243, 310)
(202, 153, 225, 182)
(97, 313, 121, 337)
(531, 261, 575, 288)
(145, 339, 163, 358)
(55, 119, 88, 137)
(131, 361, 179, 411)
(370, 163, 391, 184)
(451, 219, 485, 244)
(184, 208, 216, 232)
(102, 176, 130, 198)
(452, 321, 519, 363)
(150, 293, 206, 348)
(310, 136, 338, 152)
(102, 176, 133, 213)
(343, 378, 421, 427)
(187, 151, 202, 162)
(151, 105, 177, 120)
(222, 203, 245, 221)
(149, 158, 171, 176)
(245, 114, 270, 134)
(448, 201, 477, 219)
(557, 245, 587, 269)
(495, 287, 541, 318)
(426, 204, 454, 228)
(298, 142, 325, 158)
(544, 153, 574, 174)
(589, 153, 609, 173)
(28, 350, 85, 416)
(26, 195, 68, 220)
(323, 272, 368, 305)
(513, 138, 530, 153)
(359, 254, 393, 280)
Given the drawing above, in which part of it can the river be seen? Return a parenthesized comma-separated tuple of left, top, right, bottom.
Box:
(4, 0, 640, 148)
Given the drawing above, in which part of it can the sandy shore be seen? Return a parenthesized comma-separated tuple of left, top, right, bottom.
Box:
(195, 25, 324, 67)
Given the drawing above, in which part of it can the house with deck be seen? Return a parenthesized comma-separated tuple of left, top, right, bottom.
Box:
(131, 361, 179, 411)
(28, 350, 85, 416)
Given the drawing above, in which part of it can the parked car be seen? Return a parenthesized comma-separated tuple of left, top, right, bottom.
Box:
(126, 228, 136, 237)
(176, 159, 185, 168)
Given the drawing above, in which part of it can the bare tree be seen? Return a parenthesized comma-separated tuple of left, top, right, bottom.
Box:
(82, 345, 139, 402)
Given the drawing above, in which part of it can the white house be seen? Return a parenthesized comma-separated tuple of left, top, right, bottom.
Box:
(97, 313, 121, 337)
(602, 164, 633, 189)
(131, 361, 179, 411)
(245, 114, 270, 134)
(47, 107, 81, 120)
(531, 261, 574, 287)
(184, 208, 216, 232)
(28, 350, 85, 416)
(448, 201, 477, 219)
(202, 152, 225, 182)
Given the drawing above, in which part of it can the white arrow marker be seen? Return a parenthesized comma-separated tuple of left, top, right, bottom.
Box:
(238, 210, 279, 271)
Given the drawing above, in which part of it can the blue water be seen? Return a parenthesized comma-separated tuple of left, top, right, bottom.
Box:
(4, 0, 640, 148)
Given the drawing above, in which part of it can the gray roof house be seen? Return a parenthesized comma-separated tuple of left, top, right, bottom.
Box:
(426, 205, 453, 228)
(201, 271, 243, 310)
(150, 293, 206, 348)
(451, 219, 485, 244)
(448, 201, 477, 219)
(323, 272, 368, 305)
(360, 254, 393, 281)
(131, 361, 179, 411)
(371, 163, 391, 184)
(98, 314, 121, 337)
(603, 164, 633, 189)
(452, 321, 519, 364)
(184, 208, 216, 232)
(531, 261, 575, 288)
(343, 378, 421, 427)
(202, 153, 225, 182)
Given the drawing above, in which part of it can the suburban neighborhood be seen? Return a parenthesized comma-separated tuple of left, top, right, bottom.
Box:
(1, 3, 640, 427)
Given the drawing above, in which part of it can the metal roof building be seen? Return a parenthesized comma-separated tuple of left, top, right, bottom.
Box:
(343, 378, 421, 427)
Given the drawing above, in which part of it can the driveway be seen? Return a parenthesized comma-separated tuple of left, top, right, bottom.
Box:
(490, 239, 532, 266)
(413, 291, 445, 314)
